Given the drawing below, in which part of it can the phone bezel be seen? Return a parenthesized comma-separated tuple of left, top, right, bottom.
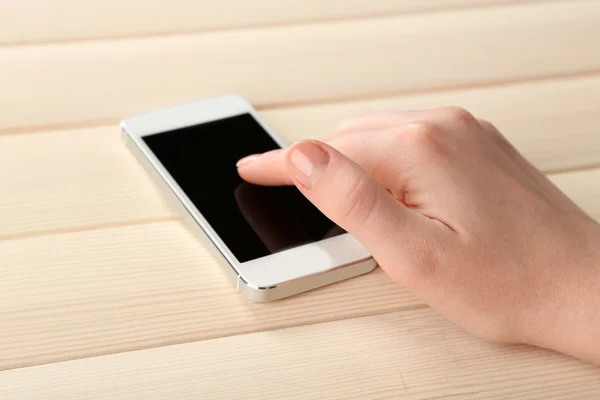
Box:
(120, 95, 373, 289)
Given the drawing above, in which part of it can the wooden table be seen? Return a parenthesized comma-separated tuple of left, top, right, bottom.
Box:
(1, 1, 600, 398)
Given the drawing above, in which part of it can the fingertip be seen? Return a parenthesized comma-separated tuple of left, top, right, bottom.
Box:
(236, 161, 258, 182)
(236, 154, 260, 168)
(236, 149, 292, 186)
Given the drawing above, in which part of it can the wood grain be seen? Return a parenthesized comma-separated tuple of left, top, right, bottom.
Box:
(2, 1, 600, 131)
(263, 74, 600, 173)
(1, 167, 599, 370)
(3, 0, 600, 393)
(0, 221, 416, 370)
(0, 0, 527, 45)
(2, 75, 600, 238)
(2, 307, 599, 399)
(551, 169, 600, 221)
(0, 126, 174, 239)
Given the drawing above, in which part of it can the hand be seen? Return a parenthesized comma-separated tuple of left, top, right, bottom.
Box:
(237, 107, 600, 364)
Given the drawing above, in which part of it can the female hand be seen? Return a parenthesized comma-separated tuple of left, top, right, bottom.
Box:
(237, 107, 600, 364)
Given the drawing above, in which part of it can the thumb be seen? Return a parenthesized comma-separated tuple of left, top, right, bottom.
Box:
(286, 140, 426, 263)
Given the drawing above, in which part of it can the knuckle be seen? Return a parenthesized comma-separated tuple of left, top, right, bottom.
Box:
(436, 106, 477, 125)
(477, 118, 497, 132)
(398, 122, 445, 153)
(341, 174, 378, 226)
(478, 120, 514, 148)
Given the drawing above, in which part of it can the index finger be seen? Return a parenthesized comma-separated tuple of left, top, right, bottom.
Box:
(236, 148, 292, 186)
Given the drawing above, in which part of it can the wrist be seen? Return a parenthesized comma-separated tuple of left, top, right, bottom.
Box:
(567, 222, 600, 364)
(538, 222, 600, 364)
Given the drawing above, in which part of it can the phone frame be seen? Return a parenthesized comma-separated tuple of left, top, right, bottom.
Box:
(120, 95, 376, 301)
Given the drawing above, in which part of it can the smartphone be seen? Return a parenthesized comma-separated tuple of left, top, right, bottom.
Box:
(120, 95, 376, 301)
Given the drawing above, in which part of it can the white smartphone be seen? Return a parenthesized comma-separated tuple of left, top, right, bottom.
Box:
(120, 95, 376, 302)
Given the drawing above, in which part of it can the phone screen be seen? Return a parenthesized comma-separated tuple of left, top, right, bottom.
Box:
(142, 113, 344, 263)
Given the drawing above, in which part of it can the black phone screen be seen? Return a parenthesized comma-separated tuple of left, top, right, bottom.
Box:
(142, 113, 344, 263)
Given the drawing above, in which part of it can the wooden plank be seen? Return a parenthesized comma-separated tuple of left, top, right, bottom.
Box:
(0, 221, 416, 370)
(0, 126, 174, 239)
(0, 168, 599, 370)
(263, 74, 600, 173)
(2, 75, 600, 238)
(0, 0, 525, 45)
(2, 308, 599, 399)
(2, 1, 600, 130)
(551, 169, 600, 221)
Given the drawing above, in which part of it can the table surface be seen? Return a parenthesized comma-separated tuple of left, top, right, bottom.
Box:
(1, 1, 600, 398)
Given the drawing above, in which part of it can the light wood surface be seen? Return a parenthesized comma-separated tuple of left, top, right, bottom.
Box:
(0, 0, 524, 45)
(2, 1, 600, 131)
(2, 308, 600, 400)
(1, 168, 599, 370)
(0, 223, 413, 370)
(1, 0, 599, 397)
(2, 74, 600, 238)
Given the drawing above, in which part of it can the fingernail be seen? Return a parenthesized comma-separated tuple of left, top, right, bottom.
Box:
(236, 154, 260, 168)
(289, 141, 330, 188)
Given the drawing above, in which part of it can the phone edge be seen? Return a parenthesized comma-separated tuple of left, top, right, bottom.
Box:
(119, 96, 377, 301)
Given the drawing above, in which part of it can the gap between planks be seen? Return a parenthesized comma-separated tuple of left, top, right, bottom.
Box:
(0, 0, 567, 47)
(1, 72, 599, 370)
(2, 72, 600, 240)
(1, 68, 599, 137)
(0, 166, 598, 243)
(0, 216, 180, 242)
(2, 0, 600, 130)
(1, 307, 598, 399)
(1, 167, 598, 371)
